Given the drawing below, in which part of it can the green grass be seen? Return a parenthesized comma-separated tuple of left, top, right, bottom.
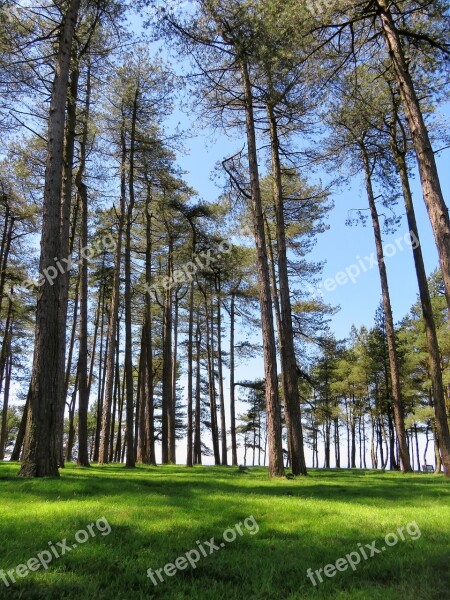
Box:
(0, 463, 449, 599)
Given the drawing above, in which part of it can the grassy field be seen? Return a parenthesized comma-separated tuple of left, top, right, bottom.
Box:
(0, 463, 449, 599)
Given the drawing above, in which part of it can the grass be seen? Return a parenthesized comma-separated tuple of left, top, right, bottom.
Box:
(0, 463, 449, 599)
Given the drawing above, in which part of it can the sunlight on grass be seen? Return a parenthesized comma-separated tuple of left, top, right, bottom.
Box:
(0, 463, 449, 599)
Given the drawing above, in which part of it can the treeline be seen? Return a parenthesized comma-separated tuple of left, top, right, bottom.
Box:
(0, 1, 448, 477)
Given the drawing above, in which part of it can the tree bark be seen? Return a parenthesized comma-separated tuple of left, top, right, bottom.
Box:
(186, 282, 195, 467)
(361, 142, 411, 472)
(169, 293, 179, 463)
(19, 0, 81, 477)
(98, 118, 126, 464)
(76, 61, 91, 468)
(124, 88, 139, 469)
(136, 327, 146, 463)
(194, 317, 202, 465)
(205, 296, 220, 465)
(0, 336, 12, 459)
(390, 119, 450, 476)
(216, 276, 227, 465)
(377, 0, 450, 316)
(267, 101, 307, 476)
(161, 237, 173, 464)
(240, 60, 284, 477)
(11, 390, 29, 462)
(144, 190, 156, 465)
(229, 293, 238, 466)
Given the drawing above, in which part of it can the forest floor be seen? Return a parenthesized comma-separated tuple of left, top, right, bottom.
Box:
(0, 463, 449, 599)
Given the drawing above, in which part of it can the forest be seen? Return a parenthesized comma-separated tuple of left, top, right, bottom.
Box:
(0, 2, 449, 598)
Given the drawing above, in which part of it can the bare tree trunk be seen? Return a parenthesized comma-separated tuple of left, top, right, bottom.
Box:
(377, 0, 450, 316)
(169, 293, 179, 463)
(351, 398, 356, 468)
(94, 331, 109, 462)
(124, 89, 139, 469)
(390, 122, 450, 476)
(0, 339, 12, 459)
(66, 370, 78, 462)
(137, 327, 146, 463)
(267, 101, 306, 476)
(414, 424, 420, 472)
(361, 143, 411, 473)
(87, 271, 102, 400)
(216, 277, 227, 465)
(109, 324, 120, 463)
(334, 414, 340, 468)
(144, 190, 156, 465)
(98, 119, 126, 464)
(229, 293, 237, 466)
(76, 62, 91, 468)
(63, 265, 80, 404)
(0, 207, 14, 316)
(57, 52, 81, 469)
(194, 318, 202, 465)
(115, 367, 126, 463)
(93, 282, 106, 461)
(240, 60, 284, 477)
(161, 237, 173, 464)
(20, 0, 81, 477)
(205, 297, 220, 465)
(11, 390, 29, 461)
(186, 283, 194, 467)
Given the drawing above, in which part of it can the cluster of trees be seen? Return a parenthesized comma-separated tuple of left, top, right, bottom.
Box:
(304, 274, 449, 472)
(0, 0, 448, 477)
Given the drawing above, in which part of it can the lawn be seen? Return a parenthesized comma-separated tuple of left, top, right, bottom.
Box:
(0, 463, 449, 599)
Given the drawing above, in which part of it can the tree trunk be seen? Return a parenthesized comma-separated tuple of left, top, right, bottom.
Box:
(361, 143, 412, 473)
(169, 293, 179, 463)
(334, 415, 340, 468)
(94, 329, 108, 462)
(240, 60, 284, 477)
(205, 297, 220, 465)
(144, 189, 156, 465)
(186, 282, 194, 467)
(377, 0, 450, 316)
(194, 318, 202, 465)
(109, 324, 120, 463)
(76, 61, 91, 468)
(10, 390, 30, 461)
(19, 0, 81, 477)
(216, 277, 227, 465)
(57, 53, 81, 468)
(390, 123, 450, 476)
(137, 327, 146, 463)
(161, 237, 173, 464)
(115, 365, 126, 463)
(267, 101, 306, 475)
(229, 293, 238, 466)
(124, 88, 139, 469)
(98, 118, 126, 464)
(66, 370, 78, 462)
(0, 341, 12, 459)
(0, 207, 14, 316)
(351, 398, 356, 468)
